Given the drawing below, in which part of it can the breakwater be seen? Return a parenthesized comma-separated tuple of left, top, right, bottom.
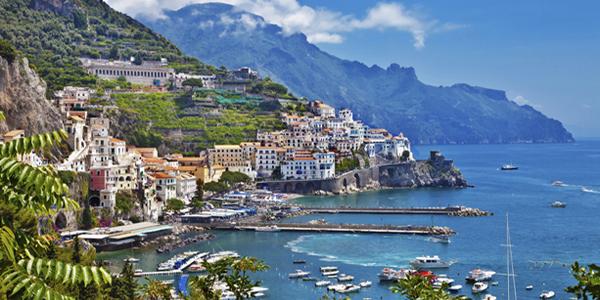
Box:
(211, 223, 454, 235)
(302, 206, 491, 216)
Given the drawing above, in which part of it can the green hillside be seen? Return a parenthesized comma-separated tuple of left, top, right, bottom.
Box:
(0, 0, 216, 95)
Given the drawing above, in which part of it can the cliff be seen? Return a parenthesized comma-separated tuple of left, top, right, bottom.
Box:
(379, 153, 468, 189)
(0, 56, 63, 134)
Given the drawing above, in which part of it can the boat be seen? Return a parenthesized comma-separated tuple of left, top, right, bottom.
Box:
(359, 281, 372, 288)
(134, 269, 143, 273)
(336, 284, 361, 294)
(551, 201, 567, 208)
(540, 291, 556, 299)
(320, 266, 338, 272)
(501, 164, 519, 171)
(582, 187, 595, 193)
(315, 280, 331, 287)
(429, 235, 451, 244)
(483, 295, 497, 300)
(465, 269, 496, 283)
(250, 286, 268, 295)
(123, 257, 139, 263)
(255, 225, 280, 232)
(491, 281, 499, 286)
(293, 259, 306, 264)
(378, 268, 411, 282)
(448, 285, 463, 292)
(410, 255, 453, 269)
(327, 275, 338, 278)
(288, 270, 310, 279)
(322, 270, 339, 276)
(526, 284, 534, 290)
(472, 282, 489, 294)
(253, 292, 265, 298)
(302, 277, 317, 282)
(337, 274, 354, 282)
(552, 180, 566, 187)
(327, 284, 345, 291)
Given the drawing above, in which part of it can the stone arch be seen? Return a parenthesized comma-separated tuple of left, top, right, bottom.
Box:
(54, 212, 67, 229)
(283, 182, 293, 193)
(89, 195, 100, 207)
(304, 182, 315, 194)
(354, 173, 362, 188)
(343, 178, 348, 189)
(294, 182, 304, 194)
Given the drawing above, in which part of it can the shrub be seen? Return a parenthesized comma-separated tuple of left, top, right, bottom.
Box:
(0, 39, 17, 63)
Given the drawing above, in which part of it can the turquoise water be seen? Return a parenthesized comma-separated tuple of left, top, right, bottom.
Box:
(98, 141, 600, 299)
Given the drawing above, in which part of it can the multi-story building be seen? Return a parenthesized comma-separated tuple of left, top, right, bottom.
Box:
(280, 152, 335, 180)
(176, 173, 197, 203)
(153, 172, 177, 202)
(209, 145, 246, 168)
(255, 146, 279, 177)
(80, 58, 174, 86)
(309, 100, 335, 118)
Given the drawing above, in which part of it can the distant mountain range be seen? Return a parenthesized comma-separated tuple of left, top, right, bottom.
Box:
(140, 3, 574, 144)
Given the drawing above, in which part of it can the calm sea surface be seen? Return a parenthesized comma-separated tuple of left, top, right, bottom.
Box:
(99, 141, 600, 299)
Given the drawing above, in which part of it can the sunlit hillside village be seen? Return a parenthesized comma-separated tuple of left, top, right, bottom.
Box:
(1, 56, 412, 248)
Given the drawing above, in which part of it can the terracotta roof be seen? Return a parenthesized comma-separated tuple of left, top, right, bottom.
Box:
(110, 138, 126, 143)
(142, 157, 165, 164)
(151, 172, 174, 179)
(177, 157, 204, 162)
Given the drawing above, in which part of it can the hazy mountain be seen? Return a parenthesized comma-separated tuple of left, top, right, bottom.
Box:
(140, 3, 574, 144)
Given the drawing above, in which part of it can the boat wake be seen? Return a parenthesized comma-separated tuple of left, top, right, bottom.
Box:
(581, 187, 600, 194)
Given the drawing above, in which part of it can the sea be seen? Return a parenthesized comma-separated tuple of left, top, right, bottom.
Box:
(98, 140, 600, 299)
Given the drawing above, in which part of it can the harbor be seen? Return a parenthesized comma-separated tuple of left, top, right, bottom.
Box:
(301, 205, 491, 216)
(211, 222, 455, 235)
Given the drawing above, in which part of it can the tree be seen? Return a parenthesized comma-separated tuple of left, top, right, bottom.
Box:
(191, 179, 205, 210)
(203, 181, 228, 194)
(566, 261, 600, 299)
(0, 39, 17, 63)
(81, 200, 94, 229)
(115, 190, 134, 217)
(109, 262, 138, 300)
(391, 274, 468, 300)
(166, 198, 185, 213)
(219, 171, 250, 186)
(142, 277, 172, 300)
(271, 166, 283, 180)
(0, 110, 112, 298)
(132, 52, 143, 65)
(108, 45, 119, 60)
(182, 78, 204, 88)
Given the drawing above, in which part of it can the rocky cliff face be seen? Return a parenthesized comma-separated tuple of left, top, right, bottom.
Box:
(0, 56, 63, 133)
(379, 160, 467, 189)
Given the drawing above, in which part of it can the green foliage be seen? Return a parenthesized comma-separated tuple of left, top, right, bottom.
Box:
(182, 78, 204, 87)
(115, 191, 135, 216)
(566, 261, 600, 299)
(109, 262, 138, 300)
(250, 78, 289, 97)
(203, 181, 228, 194)
(142, 277, 173, 300)
(0, 39, 17, 63)
(188, 256, 268, 300)
(391, 274, 468, 300)
(219, 171, 250, 186)
(191, 179, 204, 210)
(336, 157, 360, 174)
(165, 198, 185, 213)
(81, 202, 94, 230)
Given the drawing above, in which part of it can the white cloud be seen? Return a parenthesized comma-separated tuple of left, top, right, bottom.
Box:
(105, 0, 460, 48)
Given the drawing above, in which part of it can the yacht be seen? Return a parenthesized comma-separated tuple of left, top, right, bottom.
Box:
(359, 281, 372, 288)
(551, 201, 566, 208)
(320, 266, 338, 272)
(315, 280, 331, 287)
(501, 164, 519, 171)
(472, 282, 489, 294)
(540, 291, 556, 299)
(448, 284, 463, 292)
(255, 225, 280, 232)
(322, 270, 339, 276)
(378, 268, 411, 282)
(337, 274, 354, 282)
(288, 270, 310, 279)
(410, 255, 453, 269)
(552, 180, 566, 187)
(465, 269, 496, 283)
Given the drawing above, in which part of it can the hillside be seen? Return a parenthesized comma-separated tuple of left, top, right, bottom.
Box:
(140, 3, 575, 144)
(0, 0, 217, 95)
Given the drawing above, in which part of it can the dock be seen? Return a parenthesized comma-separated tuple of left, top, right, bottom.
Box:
(211, 223, 454, 235)
(134, 251, 209, 277)
(302, 206, 491, 216)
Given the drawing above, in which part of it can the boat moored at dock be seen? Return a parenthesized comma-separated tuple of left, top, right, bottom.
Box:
(465, 269, 496, 283)
(410, 255, 453, 269)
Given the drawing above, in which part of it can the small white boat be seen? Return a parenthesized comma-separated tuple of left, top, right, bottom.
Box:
(582, 187, 595, 193)
(359, 281, 372, 288)
(551, 201, 566, 208)
(410, 255, 453, 269)
(327, 284, 345, 291)
(336, 284, 361, 293)
(448, 284, 463, 292)
(472, 282, 489, 294)
(526, 284, 534, 290)
(466, 269, 496, 282)
(252, 292, 265, 298)
(123, 257, 139, 263)
(322, 270, 339, 276)
(288, 270, 310, 278)
(337, 274, 354, 282)
(378, 268, 411, 282)
(540, 291, 555, 299)
(483, 294, 497, 300)
(255, 225, 280, 232)
(552, 181, 566, 187)
(327, 275, 338, 278)
(491, 281, 499, 286)
(320, 266, 338, 272)
(501, 164, 519, 171)
(315, 280, 330, 287)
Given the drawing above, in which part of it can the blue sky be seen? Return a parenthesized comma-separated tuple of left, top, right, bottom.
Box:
(108, 0, 600, 137)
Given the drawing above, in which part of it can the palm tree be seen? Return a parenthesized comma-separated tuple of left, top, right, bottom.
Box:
(0, 110, 112, 299)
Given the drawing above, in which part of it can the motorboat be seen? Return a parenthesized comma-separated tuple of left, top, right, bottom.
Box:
(250, 286, 268, 295)
(288, 270, 310, 279)
(582, 187, 595, 193)
(337, 274, 354, 282)
(501, 164, 519, 171)
(483, 295, 497, 300)
(302, 277, 317, 282)
(540, 291, 555, 299)
(552, 181, 566, 187)
(123, 257, 139, 263)
(327, 275, 338, 278)
(252, 292, 265, 298)
(320, 266, 338, 272)
(322, 270, 339, 276)
(134, 269, 143, 274)
(327, 284, 345, 291)
(410, 255, 453, 269)
(378, 268, 411, 282)
(526, 284, 534, 290)
(465, 269, 496, 283)
(255, 225, 280, 232)
(205, 251, 240, 264)
(551, 201, 566, 208)
(472, 282, 489, 294)
(336, 284, 361, 294)
(435, 274, 455, 285)
(448, 284, 463, 292)
(293, 259, 306, 264)
(315, 280, 331, 287)
(359, 281, 372, 288)
(429, 235, 451, 244)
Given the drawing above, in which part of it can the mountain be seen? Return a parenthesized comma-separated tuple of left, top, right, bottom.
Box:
(140, 3, 574, 144)
(0, 0, 216, 95)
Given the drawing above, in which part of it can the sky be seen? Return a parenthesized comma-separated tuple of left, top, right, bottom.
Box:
(105, 0, 600, 137)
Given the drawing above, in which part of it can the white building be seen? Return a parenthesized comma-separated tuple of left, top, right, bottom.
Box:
(255, 147, 280, 177)
(172, 73, 217, 89)
(80, 58, 174, 86)
(364, 135, 412, 160)
(176, 173, 197, 203)
(153, 172, 177, 202)
(281, 152, 335, 180)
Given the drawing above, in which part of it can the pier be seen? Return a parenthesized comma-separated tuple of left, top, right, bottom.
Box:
(134, 252, 209, 277)
(302, 206, 491, 216)
(211, 223, 454, 235)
